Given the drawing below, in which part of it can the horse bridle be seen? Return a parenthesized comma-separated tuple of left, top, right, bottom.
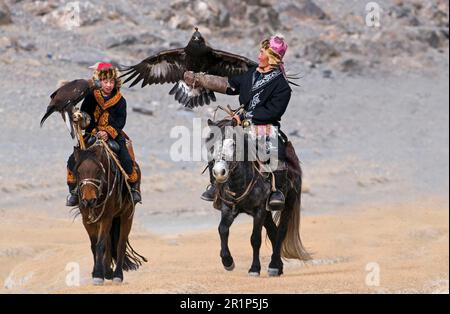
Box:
(215, 138, 261, 209)
(77, 156, 107, 201)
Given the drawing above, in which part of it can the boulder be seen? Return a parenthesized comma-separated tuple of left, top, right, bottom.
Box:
(0, 0, 12, 25)
(286, 0, 328, 20)
(302, 40, 340, 64)
(41, 1, 104, 29)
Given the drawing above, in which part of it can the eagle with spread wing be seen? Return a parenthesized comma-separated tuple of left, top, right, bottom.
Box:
(120, 28, 258, 108)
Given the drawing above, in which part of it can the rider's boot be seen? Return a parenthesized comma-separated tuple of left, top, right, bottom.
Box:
(268, 169, 288, 211)
(128, 164, 142, 205)
(66, 168, 78, 206)
(201, 161, 216, 202)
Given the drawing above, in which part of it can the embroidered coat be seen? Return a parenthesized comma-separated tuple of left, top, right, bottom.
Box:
(80, 89, 127, 139)
(227, 67, 292, 127)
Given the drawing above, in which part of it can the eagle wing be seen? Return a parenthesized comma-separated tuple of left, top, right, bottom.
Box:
(120, 48, 187, 88)
(120, 46, 257, 108)
(173, 49, 257, 108)
(207, 49, 257, 77)
(40, 79, 91, 139)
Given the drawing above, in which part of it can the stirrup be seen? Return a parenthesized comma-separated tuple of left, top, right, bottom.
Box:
(267, 191, 285, 211)
(201, 184, 216, 202)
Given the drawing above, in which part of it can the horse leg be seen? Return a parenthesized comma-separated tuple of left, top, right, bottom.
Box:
(104, 236, 114, 280)
(92, 217, 113, 285)
(112, 216, 133, 285)
(218, 206, 236, 271)
(248, 209, 266, 276)
(83, 220, 98, 278)
(268, 209, 290, 277)
(263, 213, 278, 249)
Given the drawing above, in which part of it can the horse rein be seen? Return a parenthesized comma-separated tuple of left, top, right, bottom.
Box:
(217, 161, 261, 209)
(76, 142, 120, 224)
(79, 178, 103, 197)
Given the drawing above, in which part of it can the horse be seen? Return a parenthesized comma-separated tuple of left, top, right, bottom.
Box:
(73, 139, 147, 285)
(206, 118, 310, 276)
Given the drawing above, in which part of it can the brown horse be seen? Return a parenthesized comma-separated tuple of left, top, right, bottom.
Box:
(73, 140, 147, 285)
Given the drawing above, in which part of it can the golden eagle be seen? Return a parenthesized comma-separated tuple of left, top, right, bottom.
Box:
(120, 28, 258, 108)
(40, 79, 97, 138)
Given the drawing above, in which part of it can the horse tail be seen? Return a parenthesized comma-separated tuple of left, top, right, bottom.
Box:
(110, 217, 120, 265)
(109, 217, 148, 271)
(122, 240, 148, 271)
(274, 174, 311, 261)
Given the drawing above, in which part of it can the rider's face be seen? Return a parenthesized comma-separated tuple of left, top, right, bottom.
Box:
(101, 78, 115, 95)
(258, 48, 269, 69)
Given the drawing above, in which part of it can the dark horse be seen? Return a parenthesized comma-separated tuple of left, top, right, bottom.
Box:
(207, 119, 310, 276)
(73, 139, 147, 285)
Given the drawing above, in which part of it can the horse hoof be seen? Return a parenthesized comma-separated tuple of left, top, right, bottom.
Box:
(105, 270, 114, 280)
(224, 262, 235, 271)
(112, 277, 123, 285)
(248, 271, 260, 277)
(268, 268, 281, 277)
(92, 277, 104, 286)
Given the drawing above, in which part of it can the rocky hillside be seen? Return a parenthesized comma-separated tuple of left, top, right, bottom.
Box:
(0, 0, 448, 222)
(0, 0, 448, 77)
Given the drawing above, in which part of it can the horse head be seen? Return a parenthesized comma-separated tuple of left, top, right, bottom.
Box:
(74, 143, 106, 209)
(207, 118, 245, 184)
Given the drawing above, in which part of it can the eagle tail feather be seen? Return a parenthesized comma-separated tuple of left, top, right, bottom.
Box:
(169, 83, 179, 95)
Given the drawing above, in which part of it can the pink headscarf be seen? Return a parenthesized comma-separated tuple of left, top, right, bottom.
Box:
(269, 35, 288, 59)
(262, 35, 288, 76)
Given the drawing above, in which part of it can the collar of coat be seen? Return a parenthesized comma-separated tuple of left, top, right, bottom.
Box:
(94, 89, 122, 110)
(251, 68, 283, 92)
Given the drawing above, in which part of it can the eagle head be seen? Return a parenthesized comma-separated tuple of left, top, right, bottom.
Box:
(191, 27, 204, 43)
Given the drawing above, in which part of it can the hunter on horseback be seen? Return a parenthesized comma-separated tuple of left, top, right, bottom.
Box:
(66, 62, 141, 206)
(184, 35, 292, 210)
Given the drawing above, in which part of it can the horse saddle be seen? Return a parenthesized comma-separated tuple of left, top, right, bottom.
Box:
(84, 131, 136, 163)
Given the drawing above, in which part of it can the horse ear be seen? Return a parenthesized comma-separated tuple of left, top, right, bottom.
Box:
(74, 146, 81, 162)
(93, 144, 103, 158)
(207, 119, 216, 127)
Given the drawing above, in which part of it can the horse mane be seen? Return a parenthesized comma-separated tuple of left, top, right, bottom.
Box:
(75, 145, 103, 170)
(79, 148, 97, 160)
(206, 118, 235, 146)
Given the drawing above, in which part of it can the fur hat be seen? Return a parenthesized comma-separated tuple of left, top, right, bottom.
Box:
(89, 62, 122, 89)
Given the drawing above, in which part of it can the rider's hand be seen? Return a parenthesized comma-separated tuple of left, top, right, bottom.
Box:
(232, 114, 242, 126)
(183, 71, 197, 87)
(98, 131, 109, 141)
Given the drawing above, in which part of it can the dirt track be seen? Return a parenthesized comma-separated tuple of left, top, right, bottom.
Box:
(1, 197, 447, 293)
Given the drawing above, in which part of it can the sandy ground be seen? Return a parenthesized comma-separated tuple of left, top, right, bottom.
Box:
(0, 196, 447, 294)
